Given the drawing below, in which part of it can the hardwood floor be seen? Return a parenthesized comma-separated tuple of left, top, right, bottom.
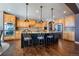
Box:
(1, 39, 79, 56)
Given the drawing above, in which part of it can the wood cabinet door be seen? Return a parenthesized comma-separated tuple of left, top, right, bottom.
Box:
(4, 14, 16, 24)
(63, 32, 75, 41)
(4, 35, 15, 40)
(65, 16, 75, 27)
(15, 31, 21, 39)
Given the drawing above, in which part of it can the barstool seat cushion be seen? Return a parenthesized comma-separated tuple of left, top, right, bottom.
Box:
(37, 36, 44, 40)
(47, 35, 53, 38)
(24, 37, 31, 41)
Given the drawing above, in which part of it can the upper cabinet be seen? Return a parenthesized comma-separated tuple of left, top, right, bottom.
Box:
(4, 13, 16, 24)
(16, 20, 30, 28)
(16, 19, 47, 28)
(54, 18, 64, 24)
(65, 15, 75, 27)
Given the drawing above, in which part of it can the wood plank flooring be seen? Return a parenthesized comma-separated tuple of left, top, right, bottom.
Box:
(1, 39, 79, 56)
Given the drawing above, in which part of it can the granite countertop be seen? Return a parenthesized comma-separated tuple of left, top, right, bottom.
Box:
(20, 28, 62, 34)
(22, 31, 61, 34)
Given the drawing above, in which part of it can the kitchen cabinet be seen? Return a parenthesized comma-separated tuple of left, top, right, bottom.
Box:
(15, 30, 22, 39)
(4, 14, 16, 24)
(16, 20, 29, 28)
(54, 18, 65, 25)
(28, 19, 36, 26)
(4, 30, 22, 40)
(3, 12, 16, 41)
(4, 35, 15, 40)
(65, 15, 75, 27)
(63, 32, 75, 41)
(54, 18, 65, 32)
(63, 15, 75, 41)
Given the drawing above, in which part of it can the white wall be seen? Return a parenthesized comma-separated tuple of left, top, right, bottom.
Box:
(0, 3, 74, 21)
(0, 3, 26, 19)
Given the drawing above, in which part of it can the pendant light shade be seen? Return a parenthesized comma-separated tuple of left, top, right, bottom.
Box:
(26, 3, 29, 5)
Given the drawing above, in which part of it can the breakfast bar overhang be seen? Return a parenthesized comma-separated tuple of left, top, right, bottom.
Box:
(21, 32, 62, 48)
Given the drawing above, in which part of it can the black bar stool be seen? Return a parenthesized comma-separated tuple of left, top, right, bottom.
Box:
(37, 33, 45, 47)
(23, 33, 32, 47)
(46, 33, 54, 45)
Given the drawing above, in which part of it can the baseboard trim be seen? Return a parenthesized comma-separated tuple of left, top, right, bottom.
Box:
(75, 41, 79, 44)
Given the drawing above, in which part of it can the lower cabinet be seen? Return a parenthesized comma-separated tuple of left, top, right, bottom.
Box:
(15, 30, 22, 39)
(4, 30, 22, 41)
(4, 35, 15, 40)
(63, 32, 75, 41)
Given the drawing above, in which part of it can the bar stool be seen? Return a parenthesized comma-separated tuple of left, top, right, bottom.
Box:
(23, 33, 32, 47)
(37, 33, 45, 47)
(46, 33, 54, 45)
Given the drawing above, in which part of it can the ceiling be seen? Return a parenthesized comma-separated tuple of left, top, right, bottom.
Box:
(65, 3, 79, 14)
(76, 3, 79, 10)
(0, 3, 75, 20)
(24, 3, 74, 21)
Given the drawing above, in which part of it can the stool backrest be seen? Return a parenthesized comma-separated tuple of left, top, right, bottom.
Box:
(37, 33, 45, 40)
(23, 33, 31, 41)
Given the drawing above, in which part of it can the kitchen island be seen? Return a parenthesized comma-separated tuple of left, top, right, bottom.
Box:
(21, 32, 62, 48)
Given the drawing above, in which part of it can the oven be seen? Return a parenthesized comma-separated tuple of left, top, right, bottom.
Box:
(4, 22, 15, 36)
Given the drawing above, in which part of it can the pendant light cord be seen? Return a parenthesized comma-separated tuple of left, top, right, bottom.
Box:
(51, 8, 53, 20)
(40, 6, 43, 22)
(26, 3, 29, 20)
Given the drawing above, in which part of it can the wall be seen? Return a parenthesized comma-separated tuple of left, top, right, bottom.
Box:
(75, 14, 79, 42)
(0, 3, 26, 19)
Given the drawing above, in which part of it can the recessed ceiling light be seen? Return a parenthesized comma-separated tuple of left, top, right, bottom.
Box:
(64, 11, 66, 14)
(7, 9, 11, 11)
(53, 16, 55, 18)
(36, 10, 39, 13)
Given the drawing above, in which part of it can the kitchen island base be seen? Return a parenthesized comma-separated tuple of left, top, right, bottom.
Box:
(21, 32, 62, 48)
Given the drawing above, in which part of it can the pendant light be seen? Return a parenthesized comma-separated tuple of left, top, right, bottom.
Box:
(25, 3, 29, 22)
(51, 8, 53, 20)
(40, 5, 43, 23)
(51, 8, 54, 23)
